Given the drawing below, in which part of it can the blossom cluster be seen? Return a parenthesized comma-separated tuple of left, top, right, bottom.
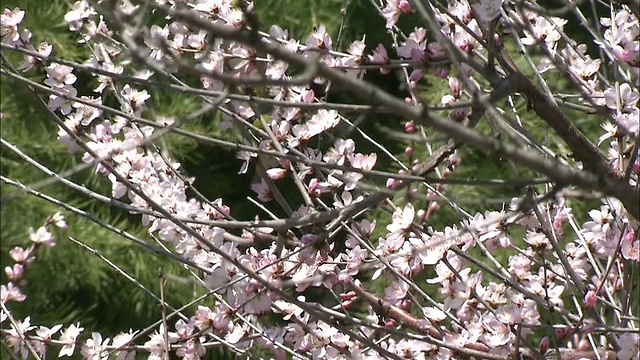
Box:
(1, 0, 639, 359)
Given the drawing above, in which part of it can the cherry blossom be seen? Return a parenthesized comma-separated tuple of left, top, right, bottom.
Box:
(59, 323, 84, 357)
(2, 2, 639, 359)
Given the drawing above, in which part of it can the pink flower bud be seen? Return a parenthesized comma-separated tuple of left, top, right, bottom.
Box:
(400, 299, 412, 310)
(398, 0, 411, 13)
(417, 209, 427, 222)
(584, 290, 597, 307)
(5, 264, 24, 280)
(405, 147, 413, 157)
(339, 292, 356, 301)
(555, 327, 566, 339)
(404, 120, 415, 133)
(341, 300, 354, 309)
(539, 336, 550, 354)
(384, 319, 396, 327)
(493, 33, 502, 49)
(266, 168, 287, 180)
(386, 178, 398, 188)
(615, 279, 623, 292)
(448, 77, 460, 97)
(576, 337, 589, 351)
(50, 212, 68, 230)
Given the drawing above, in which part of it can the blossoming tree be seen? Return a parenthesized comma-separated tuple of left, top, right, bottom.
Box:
(1, 0, 639, 359)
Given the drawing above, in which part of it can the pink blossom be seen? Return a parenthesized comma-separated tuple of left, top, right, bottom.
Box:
(305, 25, 332, 50)
(5, 316, 34, 358)
(48, 85, 78, 115)
(1, 7, 25, 44)
(520, 16, 567, 47)
(111, 329, 138, 360)
(59, 323, 84, 357)
(604, 83, 640, 111)
(50, 212, 68, 230)
(143, 324, 178, 358)
(621, 229, 639, 261)
(121, 85, 150, 116)
(64, 1, 96, 32)
(4, 263, 24, 281)
(324, 138, 355, 165)
(29, 226, 55, 247)
(1, 282, 26, 303)
(382, 0, 412, 29)
(368, 44, 390, 74)
(80, 332, 110, 360)
(9, 246, 32, 263)
(266, 167, 287, 180)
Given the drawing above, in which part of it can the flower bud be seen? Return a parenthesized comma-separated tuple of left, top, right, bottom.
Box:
(448, 77, 460, 98)
(266, 168, 287, 180)
(584, 290, 597, 307)
(400, 299, 412, 310)
(405, 147, 413, 157)
(404, 120, 415, 133)
(339, 291, 356, 301)
(417, 209, 427, 222)
(576, 337, 589, 351)
(398, 0, 411, 13)
(341, 300, 354, 309)
(5, 264, 24, 280)
(539, 336, 550, 354)
(493, 33, 502, 49)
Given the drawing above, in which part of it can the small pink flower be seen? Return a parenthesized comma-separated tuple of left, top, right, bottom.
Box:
(305, 24, 332, 50)
(539, 336, 550, 354)
(9, 246, 32, 263)
(59, 323, 84, 357)
(584, 290, 597, 307)
(4, 263, 24, 280)
(29, 226, 55, 247)
(266, 167, 287, 180)
(50, 212, 68, 230)
(1, 7, 25, 44)
(5, 316, 34, 358)
(1, 282, 26, 303)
